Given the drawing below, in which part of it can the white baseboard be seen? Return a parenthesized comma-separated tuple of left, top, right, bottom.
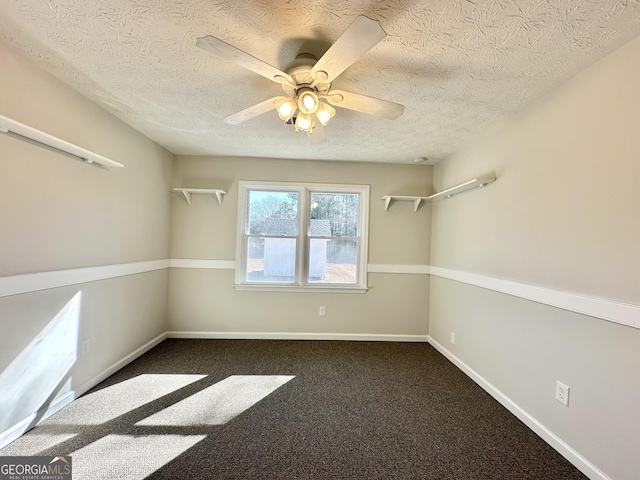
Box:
(40, 390, 75, 420)
(0, 390, 78, 450)
(72, 332, 168, 398)
(0, 332, 167, 450)
(0, 414, 37, 450)
(167, 331, 428, 342)
(0, 329, 612, 480)
(427, 336, 611, 480)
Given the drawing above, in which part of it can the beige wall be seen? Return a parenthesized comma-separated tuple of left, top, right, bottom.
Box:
(0, 39, 173, 440)
(429, 35, 640, 480)
(0, 42, 173, 276)
(169, 156, 431, 336)
(430, 36, 640, 304)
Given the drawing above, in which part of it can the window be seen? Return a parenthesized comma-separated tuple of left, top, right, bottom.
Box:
(236, 181, 369, 292)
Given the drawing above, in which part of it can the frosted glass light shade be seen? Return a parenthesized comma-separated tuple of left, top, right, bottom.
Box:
(295, 112, 314, 133)
(297, 89, 319, 114)
(315, 102, 336, 125)
(275, 97, 298, 121)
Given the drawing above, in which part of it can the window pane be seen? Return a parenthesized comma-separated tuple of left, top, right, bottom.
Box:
(246, 237, 296, 283)
(308, 239, 357, 284)
(309, 193, 359, 238)
(238, 182, 367, 289)
(248, 191, 298, 235)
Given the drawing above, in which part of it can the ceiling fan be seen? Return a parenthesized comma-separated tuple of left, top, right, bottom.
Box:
(196, 15, 405, 144)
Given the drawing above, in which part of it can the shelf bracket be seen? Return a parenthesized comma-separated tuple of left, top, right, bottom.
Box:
(180, 190, 193, 205)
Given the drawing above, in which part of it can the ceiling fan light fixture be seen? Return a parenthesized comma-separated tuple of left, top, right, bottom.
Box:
(295, 112, 314, 133)
(198, 15, 404, 144)
(275, 97, 298, 121)
(315, 102, 335, 126)
(297, 88, 319, 114)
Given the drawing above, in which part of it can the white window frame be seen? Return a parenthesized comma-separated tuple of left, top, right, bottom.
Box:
(235, 181, 369, 293)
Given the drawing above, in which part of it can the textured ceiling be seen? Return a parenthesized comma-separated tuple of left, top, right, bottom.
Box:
(1, 1, 640, 164)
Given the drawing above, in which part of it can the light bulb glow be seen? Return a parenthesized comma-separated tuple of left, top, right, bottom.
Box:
(297, 89, 319, 114)
(303, 95, 316, 110)
(315, 102, 335, 126)
(280, 103, 294, 116)
(274, 97, 298, 121)
(295, 113, 313, 133)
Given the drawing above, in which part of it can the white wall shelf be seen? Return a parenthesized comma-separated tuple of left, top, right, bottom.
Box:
(382, 195, 431, 211)
(428, 177, 495, 201)
(173, 188, 226, 205)
(0, 113, 123, 169)
(382, 177, 495, 211)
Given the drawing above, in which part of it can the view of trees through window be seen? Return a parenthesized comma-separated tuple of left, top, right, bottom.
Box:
(246, 190, 359, 284)
(248, 191, 298, 235)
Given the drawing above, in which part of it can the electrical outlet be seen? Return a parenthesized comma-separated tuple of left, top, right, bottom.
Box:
(319, 306, 326, 317)
(450, 332, 456, 345)
(81, 338, 91, 356)
(555, 381, 570, 406)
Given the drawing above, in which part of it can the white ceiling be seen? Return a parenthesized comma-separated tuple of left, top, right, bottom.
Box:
(1, 1, 640, 165)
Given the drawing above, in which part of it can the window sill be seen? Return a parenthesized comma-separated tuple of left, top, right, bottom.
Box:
(234, 284, 368, 294)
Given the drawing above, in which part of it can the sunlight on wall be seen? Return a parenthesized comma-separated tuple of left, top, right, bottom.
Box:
(45, 374, 207, 425)
(136, 375, 295, 426)
(70, 434, 206, 480)
(0, 292, 80, 439)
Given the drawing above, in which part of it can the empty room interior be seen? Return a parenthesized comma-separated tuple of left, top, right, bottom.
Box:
(0, 2, 639, 479)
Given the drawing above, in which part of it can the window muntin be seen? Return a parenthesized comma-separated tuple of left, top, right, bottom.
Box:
(237, 182, 368, 291)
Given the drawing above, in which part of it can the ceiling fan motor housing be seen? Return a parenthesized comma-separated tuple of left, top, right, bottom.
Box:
(282, 53, 331, 96)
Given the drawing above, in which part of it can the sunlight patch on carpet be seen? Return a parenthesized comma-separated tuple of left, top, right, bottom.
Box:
(0, 433, 78, 456)
(135, 375, 295, 426)
(70, 434, 206, 480)
(45, 374, 206, 425)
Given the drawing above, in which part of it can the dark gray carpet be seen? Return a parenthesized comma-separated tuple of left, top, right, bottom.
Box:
(3, 339, 587, 479)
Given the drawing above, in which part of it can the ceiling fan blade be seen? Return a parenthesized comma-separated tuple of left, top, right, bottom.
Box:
(310, 16, 386, 83)
(197, 36, 295, 87)
(223, 96, 286, 125)
(308, 120, 326, 144)
(325, 90, 404, 120)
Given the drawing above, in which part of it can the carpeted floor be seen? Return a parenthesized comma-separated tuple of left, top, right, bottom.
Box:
(1, 339, 588, 479)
